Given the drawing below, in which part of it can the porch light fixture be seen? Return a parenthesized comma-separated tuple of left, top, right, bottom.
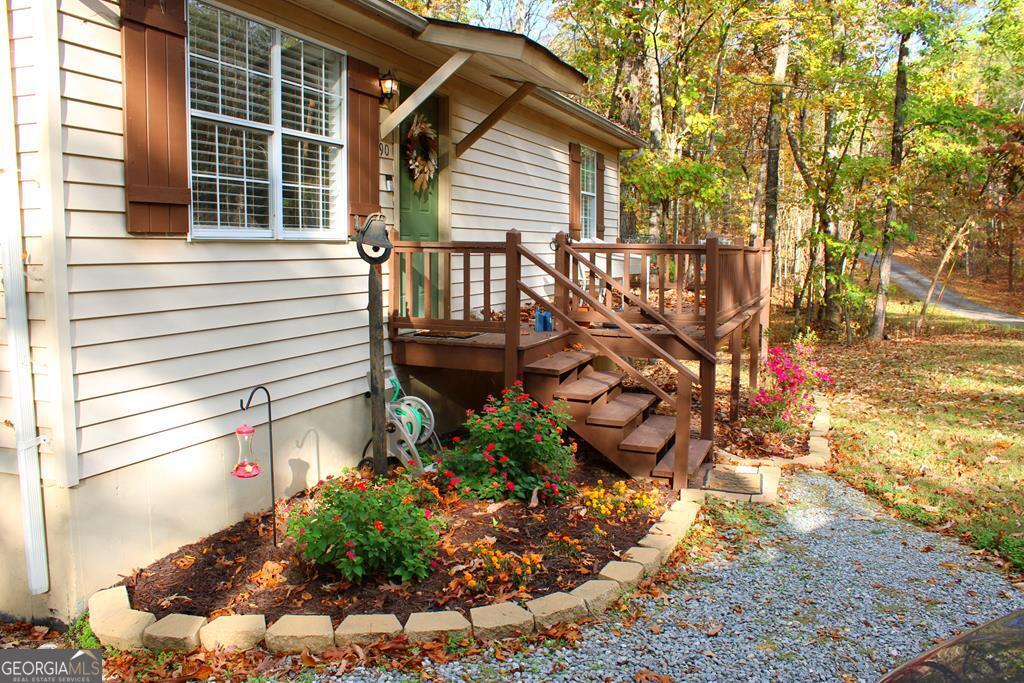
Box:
(355, 212, 393, 265)
(379, 70, 398, 103)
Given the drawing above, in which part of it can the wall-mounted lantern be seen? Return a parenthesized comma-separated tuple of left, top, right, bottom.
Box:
(379, 70, 398, 103)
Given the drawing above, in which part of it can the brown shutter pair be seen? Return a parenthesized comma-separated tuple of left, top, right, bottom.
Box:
(567, 143, 606, 240)
(120, 2, 383, 237)
(121, 0, 190, 235)
(347, 57, 382, 234)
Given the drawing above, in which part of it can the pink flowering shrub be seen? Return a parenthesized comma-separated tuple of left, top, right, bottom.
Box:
(438, 382, 575, 503)
(750, 339, 832, 430)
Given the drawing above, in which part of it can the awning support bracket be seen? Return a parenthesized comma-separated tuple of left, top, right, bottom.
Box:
(380, 51, 473, 139)
(455, 82, 536, 158)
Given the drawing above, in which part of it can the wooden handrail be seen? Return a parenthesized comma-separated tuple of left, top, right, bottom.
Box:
(517, 282, 676, 406)
(518, 244, 699, 384)
(560, 240, 715, 364)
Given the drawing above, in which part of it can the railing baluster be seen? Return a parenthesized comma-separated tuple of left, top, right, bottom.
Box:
(605, 252, 613, 307)
(404, 250, 413, 317)
(504, 231, 522, 386)
(424, 252, 433, 320)
(657, 253, 666, 314)
(483, 253, 491, 319)
(640, 253, 648, 302)
(442, 251, 451, 320)
(675, 252, 684, 314)
(463, 251, 471, 320)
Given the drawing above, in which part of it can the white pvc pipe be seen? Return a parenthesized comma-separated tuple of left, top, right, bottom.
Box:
(1, 0, 50, 595)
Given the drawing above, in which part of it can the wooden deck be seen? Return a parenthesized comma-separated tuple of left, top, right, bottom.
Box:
(386, 230, 772, 488)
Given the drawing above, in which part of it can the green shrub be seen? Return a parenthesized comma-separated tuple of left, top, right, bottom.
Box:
(67, 612, 100, 650)
(287, 476, 440, 583)
(438, 382, 575, 502)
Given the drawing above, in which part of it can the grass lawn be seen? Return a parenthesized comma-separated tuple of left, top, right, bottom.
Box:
(818, 292, 1024, 572)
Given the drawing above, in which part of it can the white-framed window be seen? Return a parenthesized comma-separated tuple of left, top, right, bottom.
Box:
(579, 145, 597, 239)
(187, 0, 347, 240)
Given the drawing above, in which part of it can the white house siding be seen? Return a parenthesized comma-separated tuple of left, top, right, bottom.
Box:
(0, 0, 56, 463)
(58, 0, 385, 483)
(445, 98, 620, 318)
(0, 0, 628, 621)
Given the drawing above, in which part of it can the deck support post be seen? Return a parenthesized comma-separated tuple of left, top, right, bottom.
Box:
(674, 372, 692, 490)
(554, 232, 569, 332)
(748, 316, 760, 389)
(730, 328, 742, 422)
(700, 236, 720, 441)
(504, 230, 522, 387)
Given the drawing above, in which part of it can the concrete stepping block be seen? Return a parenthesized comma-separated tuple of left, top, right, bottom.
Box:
(678, 489, 706, 503)
(265, 615, 333, 654)
(570, 579, 622, 614)
(751, 465, 782, 504)
(404, 611, 471, 643)
(660, 503, 699, 528)
(470, 602, 534, 640)
(88, 586, 130, 619)
(143, 614, 206, 651)
(525, 592, 587, 629)
(199, 615, 266, 651)
(622, 546, 661, 576)
(93, 609, 156, 650)
(598, 560, 644, 589)
(649, 521, 689, 541)
(638, 533, 677, 562)
(335, 614, 402, 646)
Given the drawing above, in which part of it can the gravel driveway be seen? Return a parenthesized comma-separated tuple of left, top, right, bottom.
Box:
(861, 254, 1024, 327)
(328, 472, 1024, 682)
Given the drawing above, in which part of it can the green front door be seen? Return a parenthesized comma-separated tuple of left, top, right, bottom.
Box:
(399, 86, 440, 318)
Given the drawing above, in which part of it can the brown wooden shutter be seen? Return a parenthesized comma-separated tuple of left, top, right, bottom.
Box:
(120, 0, 190, 235)
(568, 142, 581, 240)
(347, 57, 381, 234)
(595, 152, 605, 240)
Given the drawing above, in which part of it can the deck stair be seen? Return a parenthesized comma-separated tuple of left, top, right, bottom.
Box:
(524, 350, 712, 485)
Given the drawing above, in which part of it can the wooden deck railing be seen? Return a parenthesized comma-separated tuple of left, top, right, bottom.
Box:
(388, 230, 772, 355)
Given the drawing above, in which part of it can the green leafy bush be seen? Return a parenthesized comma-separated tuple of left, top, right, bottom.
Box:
(287, 476, 440, 583)
(438, 382, 576, 502)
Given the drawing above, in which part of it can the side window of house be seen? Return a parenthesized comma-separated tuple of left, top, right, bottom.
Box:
(187, 0, 346, 239)
(579, 146, 597, 239)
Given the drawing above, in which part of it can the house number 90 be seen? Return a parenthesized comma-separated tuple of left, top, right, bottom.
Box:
(379, 142, 392, 159)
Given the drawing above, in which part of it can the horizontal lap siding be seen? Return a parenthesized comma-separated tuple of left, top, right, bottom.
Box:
(448, 100, 620, 315)
(59, 3, 390, 478)
(1, 2, 54, 456)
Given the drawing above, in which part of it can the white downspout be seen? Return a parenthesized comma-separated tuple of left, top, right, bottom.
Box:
(1, 0, 50, 595)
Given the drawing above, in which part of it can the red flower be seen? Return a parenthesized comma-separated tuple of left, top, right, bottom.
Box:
(506, 481, 515, 492)
(485, 442, 496, 452)
(374, 520, 384, 532)
(424, 509, 433, 519)
(499, 455, 509, 464)
(489, 467, 497, 474)
(496, 420, 504, 428)
(452, 436, 461, 443)
(514, 422, 522, 431)
(345, 541, 355, 549)
(346, 551, 356, 561)
(534, 433, 543, 442)
(332, 514, 341, 522)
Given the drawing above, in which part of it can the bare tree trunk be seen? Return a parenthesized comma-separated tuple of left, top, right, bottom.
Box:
(514, 0, 525, 33)
(763, 8, 790, 272)
(869, 30, 911, 341)
(915, 219, 970, 333)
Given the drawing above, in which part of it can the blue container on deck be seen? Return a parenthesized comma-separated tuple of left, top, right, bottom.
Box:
(534, 310, 553, 332)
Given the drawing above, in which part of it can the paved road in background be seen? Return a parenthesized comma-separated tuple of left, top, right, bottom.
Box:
(863, 255, 1024, 327)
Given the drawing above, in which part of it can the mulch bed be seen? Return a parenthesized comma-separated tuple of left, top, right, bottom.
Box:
(125, 446, 673, 624)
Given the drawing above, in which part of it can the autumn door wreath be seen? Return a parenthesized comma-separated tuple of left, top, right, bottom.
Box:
(405, 113, 438, 196)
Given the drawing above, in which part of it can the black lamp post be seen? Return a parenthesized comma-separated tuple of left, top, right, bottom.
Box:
(355, 214, 393, 475)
